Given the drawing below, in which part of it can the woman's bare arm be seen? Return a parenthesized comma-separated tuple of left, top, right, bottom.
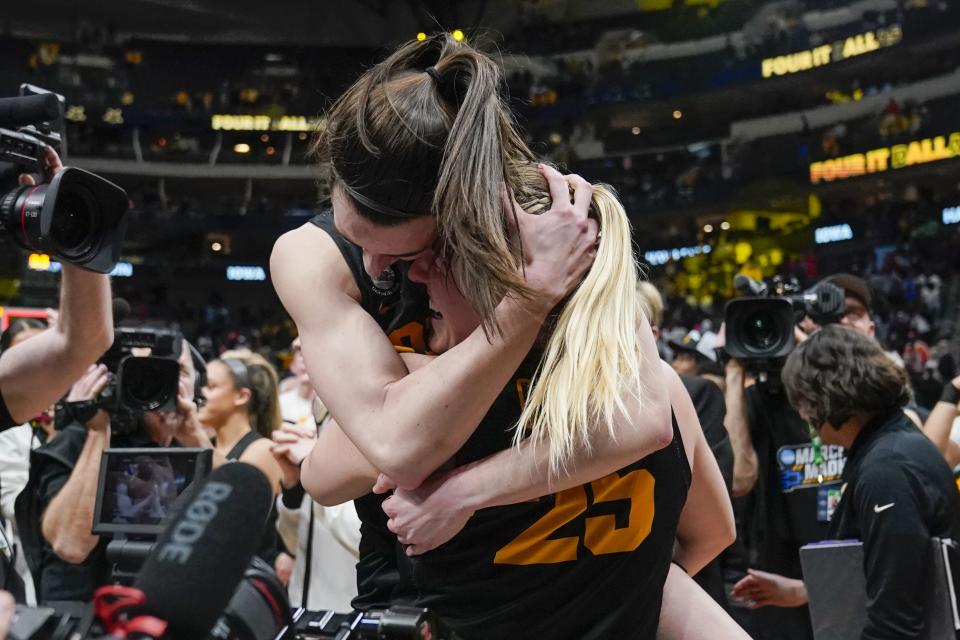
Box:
(665, 366, 736, 575)
(272, 167, 596, 490)
(381, 317, 674, 554)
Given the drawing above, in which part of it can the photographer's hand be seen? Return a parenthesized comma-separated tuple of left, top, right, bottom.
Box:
(41, 365, 112, 564)
(66, 364, 110, 432)
(0, 146, 112, 426)
(18, 146, 63, 187)
(172, 382, 216, 448)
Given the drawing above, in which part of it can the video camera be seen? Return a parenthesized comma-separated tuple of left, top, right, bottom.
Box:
(9, 447, 213, 640)
(57, 322, 196, 436)
(724, 275, 845, 377)
(92, 447, 214, 581)
(12, 456, 459, 640)
(0, 85, 128, 273)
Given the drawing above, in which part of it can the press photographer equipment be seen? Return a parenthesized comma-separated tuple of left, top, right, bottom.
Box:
(282, 606, 456, 640)
(129, 461, 276, 638)
(58, 322, 193, 436)
(0, 85, 128, 273)
(724, 275, 845, 377)
(12, 459, 456, 640)
(93, 447, 213, 582)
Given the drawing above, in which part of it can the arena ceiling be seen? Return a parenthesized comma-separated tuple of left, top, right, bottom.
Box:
(4, 0, 508, 48)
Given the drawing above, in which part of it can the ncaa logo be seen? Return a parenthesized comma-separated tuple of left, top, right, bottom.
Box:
(371, 267, 399, 296)
(779, 448, 797, 466)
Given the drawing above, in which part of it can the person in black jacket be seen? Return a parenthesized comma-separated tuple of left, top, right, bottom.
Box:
(777, 324, 960, 639)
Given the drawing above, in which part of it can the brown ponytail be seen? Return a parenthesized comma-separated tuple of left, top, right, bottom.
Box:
(219, 349, 281, 438)
(313, 34, 536, 335)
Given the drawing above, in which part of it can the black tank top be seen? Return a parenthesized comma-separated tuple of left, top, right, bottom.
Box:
(406, 372, 692, 640)
(310, 212, 429, 610)
(227, 431, 283, 566)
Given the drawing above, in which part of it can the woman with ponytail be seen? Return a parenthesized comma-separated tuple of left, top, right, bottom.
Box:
(271, 33, 604, 492)
(176, 350, 286, 565)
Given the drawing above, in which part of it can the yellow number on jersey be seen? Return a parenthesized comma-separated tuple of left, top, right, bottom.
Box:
(494, 470, 656, 565)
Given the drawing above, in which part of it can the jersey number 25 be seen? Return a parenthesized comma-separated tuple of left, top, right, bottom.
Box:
(494, 469, 655, 565)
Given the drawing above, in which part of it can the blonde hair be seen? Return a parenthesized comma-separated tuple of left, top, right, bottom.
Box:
(511, 164, 646, 476)
(218, 349, 281, 438)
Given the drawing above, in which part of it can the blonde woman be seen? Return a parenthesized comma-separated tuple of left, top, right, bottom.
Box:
(176, 351, 284, 564)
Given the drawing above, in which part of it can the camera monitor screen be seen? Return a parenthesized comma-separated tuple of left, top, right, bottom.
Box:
(93, 448, 213, 536)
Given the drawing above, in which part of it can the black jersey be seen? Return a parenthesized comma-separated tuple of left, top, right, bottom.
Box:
(406, 366, 692, 640)
(311, 212, 428, 610)
(312, 211, 690, 637)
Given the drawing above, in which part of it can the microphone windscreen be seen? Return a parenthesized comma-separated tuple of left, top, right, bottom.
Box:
(0, 93, 59, 128)
(111, 298, 131, 323)
(133, 462, 273, 638)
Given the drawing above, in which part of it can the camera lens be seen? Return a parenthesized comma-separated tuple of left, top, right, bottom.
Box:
(742, 311, 779, 352)
(0, 184, 47, 250)
(50, 187, 97, 259)
(122, 360, 171, 411)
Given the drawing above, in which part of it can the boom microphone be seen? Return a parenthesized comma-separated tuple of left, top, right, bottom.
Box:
(133, 462, 273, 638)
(0, 93, 60, 128)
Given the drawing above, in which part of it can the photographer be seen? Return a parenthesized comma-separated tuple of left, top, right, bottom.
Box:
(17, 343, 197, 605)
(726, 273, 928, 638)
(723, 276, 876, 640)
(0, 149, 114, 430)
(773, 325, 960, 639)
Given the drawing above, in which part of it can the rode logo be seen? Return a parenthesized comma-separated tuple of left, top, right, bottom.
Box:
(156, 481, 233, 564)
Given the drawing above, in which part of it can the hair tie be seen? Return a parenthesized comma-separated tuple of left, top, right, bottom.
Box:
(425, 66, 442, 84)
